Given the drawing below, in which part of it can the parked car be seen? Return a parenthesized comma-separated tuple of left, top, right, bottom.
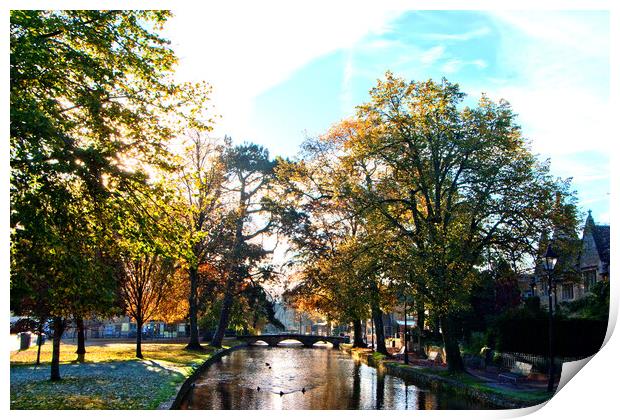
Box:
(10, 318, 37, 335)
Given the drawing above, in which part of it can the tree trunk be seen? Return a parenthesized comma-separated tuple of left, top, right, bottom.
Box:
(441, 315, 464, 372)
(375, 370, 386, 409)
(251, 309, 259, 333)
(370, 317, 374, 348)
(416, 303, 426, 357)
(186, 266, 202, 350)
(211, 284, 234, 348)
(136, 319, 144, 359)
(352, 319, 366, 348)
(348, 361, 362, 409)
(50, 316, 65, 381)
(76, 316, 86, 362)
(211, 188, 247, 348)
(432, 314, 441, 337)
(36, 319, 44, 366)
(372, 304, 388, 355)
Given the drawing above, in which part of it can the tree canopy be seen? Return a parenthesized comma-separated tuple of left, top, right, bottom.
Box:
(10, 10, 211, 380)
(11, 10, 586, 381)
(282, 72, 576, 370)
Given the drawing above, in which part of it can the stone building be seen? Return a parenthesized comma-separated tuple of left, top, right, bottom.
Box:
(579, 210, 610, 286)
(529, 211, 610, 308)
(63, 316, 189, 340)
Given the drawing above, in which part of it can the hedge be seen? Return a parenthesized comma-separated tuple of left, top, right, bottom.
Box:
(493, 317, 607, 358)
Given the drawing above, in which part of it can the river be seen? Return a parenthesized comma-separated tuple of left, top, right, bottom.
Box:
(179, 344, 489, 410)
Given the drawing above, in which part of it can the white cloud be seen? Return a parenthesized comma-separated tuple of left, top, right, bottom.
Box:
(422, 26, 491, 42)
(471, 59, 487, 69)
(490, 11, 608, 58)
(163, 5, 402, 142)
(441, 59, 463, 74)
(341, 50, 355, 114)
(364, 39, 403, 50)
(440, 58, 487, 74)
(481, 12, 610, 157)
(420, 45, 446, 65)
(480, 85, 610, 157)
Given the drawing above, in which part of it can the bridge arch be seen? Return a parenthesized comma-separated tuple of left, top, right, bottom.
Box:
(312, 340, 334, 347)
(237, 334, 349, 349)
(275, 338, 304, 346)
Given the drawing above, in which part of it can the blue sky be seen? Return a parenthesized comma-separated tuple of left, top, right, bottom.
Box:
(167, 7, 610, 226)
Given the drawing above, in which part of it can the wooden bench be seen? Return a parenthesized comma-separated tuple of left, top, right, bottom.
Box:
(498, 361, 533, 384)
(427, 350, 443, 366)
(392, 345, 406, 359)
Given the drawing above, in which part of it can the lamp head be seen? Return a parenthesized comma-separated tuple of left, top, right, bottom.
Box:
(542, 244, 559, 272)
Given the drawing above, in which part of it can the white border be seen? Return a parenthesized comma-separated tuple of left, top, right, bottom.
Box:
(3, 2, 617, 419)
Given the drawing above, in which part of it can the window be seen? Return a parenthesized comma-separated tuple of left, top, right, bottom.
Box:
(562, 283, 574, 300)
(583, 270, 597, 292)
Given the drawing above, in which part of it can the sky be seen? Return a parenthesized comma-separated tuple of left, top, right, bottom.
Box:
(163, 6, 610, 226)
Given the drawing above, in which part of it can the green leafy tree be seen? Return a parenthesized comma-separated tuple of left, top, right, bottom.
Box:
(277, 141, 394, 352)
(11, 184, 118, 378)
(10, 10, 210, 380)
(316, 72, 572, 371)
(174, 132, 229, 350)
(210, 143, 286, 348)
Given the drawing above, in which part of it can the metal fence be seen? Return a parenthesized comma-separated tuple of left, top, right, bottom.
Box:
(499, 351, 578, 372)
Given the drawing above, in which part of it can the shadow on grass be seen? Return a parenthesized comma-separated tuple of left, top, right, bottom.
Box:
(11, 341, 216, 367)
(10, 359, 187, 409)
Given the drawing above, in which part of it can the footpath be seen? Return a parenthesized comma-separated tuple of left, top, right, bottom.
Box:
(345, 346, 554, 409)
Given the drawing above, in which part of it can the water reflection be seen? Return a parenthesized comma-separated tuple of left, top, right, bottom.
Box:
(180, 346, 488, 410)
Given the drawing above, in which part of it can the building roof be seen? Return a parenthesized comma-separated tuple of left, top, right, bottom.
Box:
(584, 210, 610, 266)
(592, 224, 610, 264)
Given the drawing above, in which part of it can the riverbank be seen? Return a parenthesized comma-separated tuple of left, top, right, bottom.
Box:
(343, 346, 553, 409)
(10, 340, 241, 409)
(167, 343, 249, 409)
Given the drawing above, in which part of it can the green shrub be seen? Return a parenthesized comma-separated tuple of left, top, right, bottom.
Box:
(490, 307, 607, 357)
(463, 332, 487, 355)
(371, 352, 386, 362)
(492, 352, 502, 365)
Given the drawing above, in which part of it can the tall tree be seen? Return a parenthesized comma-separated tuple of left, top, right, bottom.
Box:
(317, 73, 571, 371)
(210, 144, 281, 348)
(175, 132, 228, 350)
(10, 10, 211, 380)
(111, 173, 187, 358)
(11, 184, 118, 379)
(277, 140, 393, 352)
(119, 254, 176, 358)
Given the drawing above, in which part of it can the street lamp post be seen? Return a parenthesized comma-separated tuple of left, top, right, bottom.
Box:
(371, 317, 375, 350)
(404, 297, 409, 365)
(542, 244, 559, 393)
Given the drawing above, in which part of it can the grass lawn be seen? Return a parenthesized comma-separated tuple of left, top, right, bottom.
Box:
(369, 351, 387, 363)
(10, 340, 238, 409)
(413, 366, 552, 404)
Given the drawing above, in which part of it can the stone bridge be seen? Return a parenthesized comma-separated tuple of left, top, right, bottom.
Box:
(237, 334, 349, 349)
